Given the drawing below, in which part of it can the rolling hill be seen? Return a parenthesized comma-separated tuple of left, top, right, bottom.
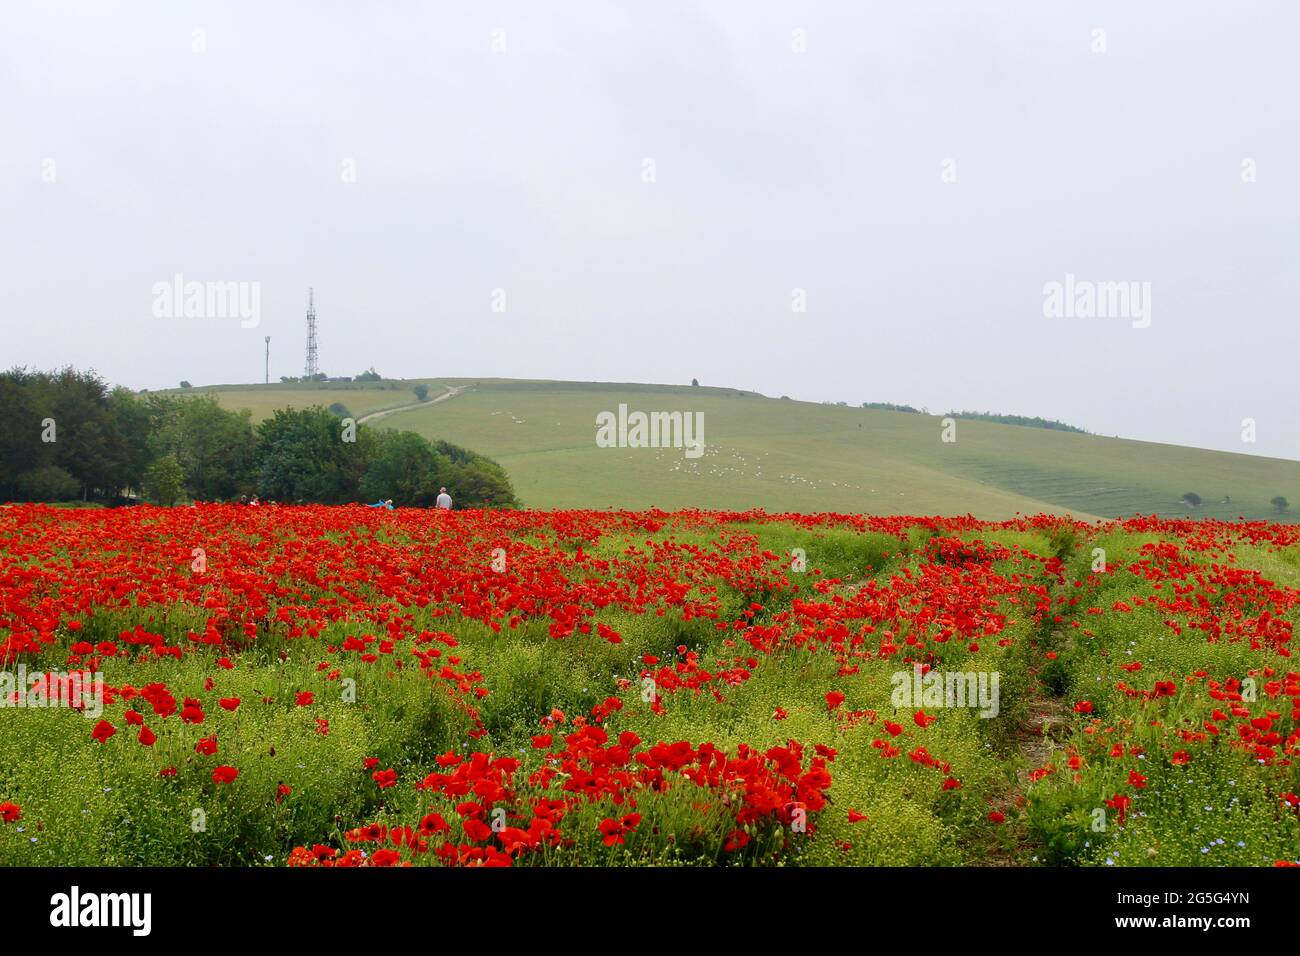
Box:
(181, 378, 1300, 521)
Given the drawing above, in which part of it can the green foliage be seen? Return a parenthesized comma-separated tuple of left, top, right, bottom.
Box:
(14, 465, 80, 501)
(360, 430, 441, 506)
(947, 410, 1086, 433)
(1044, 521, 1079, 561)
(143, 454, 186, 505)
(255, 406, 374, 503)
(863, 401, 921, 413)
(412, 384, 429, 402)
(0, 366, 129, 501)
(151, 396, 256, 501)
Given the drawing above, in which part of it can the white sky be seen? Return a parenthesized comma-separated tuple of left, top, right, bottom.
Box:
(2, 0, 1297, 457)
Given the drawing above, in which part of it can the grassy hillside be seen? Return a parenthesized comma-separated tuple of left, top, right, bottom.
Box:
(189, 377, 1300, 520)
(175, 381, 448, 422)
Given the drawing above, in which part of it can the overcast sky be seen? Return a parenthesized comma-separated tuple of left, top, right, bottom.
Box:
(2, 1, 1297, 457)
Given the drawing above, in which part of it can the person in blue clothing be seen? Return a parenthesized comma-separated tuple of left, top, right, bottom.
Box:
(367, 498, 394, 509)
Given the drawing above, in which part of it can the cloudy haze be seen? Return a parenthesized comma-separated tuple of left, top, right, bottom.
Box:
(2, 1, 1297, 457)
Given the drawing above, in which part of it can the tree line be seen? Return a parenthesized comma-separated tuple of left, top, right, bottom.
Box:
(0, 367, 519, 508)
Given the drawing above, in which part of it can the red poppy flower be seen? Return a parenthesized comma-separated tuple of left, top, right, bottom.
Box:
(462, 818, 492, 842)
(137, 726, 156, 746)
(212, 765, 239, 784)
(723, 829, 750, 852)
(0, 802, 20, 824)
(419, 812, 451, 836)
(372, 768, 398, 788)
(825, 691, 845, 710)
(91, 720, 116, 743)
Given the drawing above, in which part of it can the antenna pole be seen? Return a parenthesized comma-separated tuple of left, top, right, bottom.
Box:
(305, 289, 318, 379)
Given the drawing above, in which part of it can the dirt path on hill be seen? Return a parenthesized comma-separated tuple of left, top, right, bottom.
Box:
(356, 385, 466, 424)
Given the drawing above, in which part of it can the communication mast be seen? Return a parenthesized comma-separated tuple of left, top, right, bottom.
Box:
(304, 289, 318, 379)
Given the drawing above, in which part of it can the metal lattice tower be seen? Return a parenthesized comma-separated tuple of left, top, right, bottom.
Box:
(304, 289, 318, 378)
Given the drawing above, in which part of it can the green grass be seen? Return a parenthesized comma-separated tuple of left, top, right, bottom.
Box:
(197, 376, 1300, 520)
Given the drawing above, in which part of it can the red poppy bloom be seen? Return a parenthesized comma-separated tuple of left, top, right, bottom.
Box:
(213, 765, 239, 784)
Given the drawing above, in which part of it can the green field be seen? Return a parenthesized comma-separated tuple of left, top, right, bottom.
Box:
(186, 378, 1300, 520)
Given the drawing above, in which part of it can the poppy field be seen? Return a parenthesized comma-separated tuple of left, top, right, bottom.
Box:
(1, 504, 1298, 868)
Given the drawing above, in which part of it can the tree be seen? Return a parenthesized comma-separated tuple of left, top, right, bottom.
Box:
(180, 381, 192, 389)
(0, 370, 46, 500)
(149, 396, 255, 501)
(1181, 492, 1202, 508)
(143, 455, 185, 506)
(0, 366, 129, 501)
(108, 386, 156, 494)
(413, 384, 430, 402)
(327, 402, 351, 417)
(360, 430, 441, 505)
(691, 378, 699, 387)
(355, 368, 382, 382)
(15, 465, 79, 501)
(1271, 496, 1289, 514)
(255, 406, 373, 503)
(432, 439, 519, 509)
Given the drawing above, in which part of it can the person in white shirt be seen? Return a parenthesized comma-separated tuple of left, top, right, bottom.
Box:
(435, 487, 452, 510)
